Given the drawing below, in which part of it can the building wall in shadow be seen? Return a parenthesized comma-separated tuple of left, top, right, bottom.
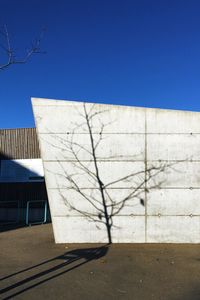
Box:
(0, 128, 50, 231)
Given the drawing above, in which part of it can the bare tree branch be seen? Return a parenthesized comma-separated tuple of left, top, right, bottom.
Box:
(0, 24, 45, 71)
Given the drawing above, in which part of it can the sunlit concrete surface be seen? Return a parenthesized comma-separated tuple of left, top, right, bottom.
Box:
(32, 98, 200, 243)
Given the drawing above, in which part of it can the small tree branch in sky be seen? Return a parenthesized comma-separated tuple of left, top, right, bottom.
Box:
(0, 24, 45, 71)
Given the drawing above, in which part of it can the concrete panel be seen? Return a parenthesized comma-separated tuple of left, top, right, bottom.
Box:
(111, 216, 145, 243)
(44, 161, 145, 189)
(39, 133, 145, 161)
(52, 216, 108, 243)
(53, 215, 145, 243)
(48, 189, 145, 217)
(147, 134, 200, 161)
(147, 189, 200, 215)
(32, 98, 145, 134)
(32, 98, 200, 243)
(147, 161, 200, 188)
(146, 109, 200, 133)
(147, 216, 200, 243)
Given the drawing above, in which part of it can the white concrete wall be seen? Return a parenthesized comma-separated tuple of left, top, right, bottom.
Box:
(32, 98, 200, 243)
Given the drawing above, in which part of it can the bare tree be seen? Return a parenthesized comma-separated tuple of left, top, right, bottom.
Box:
(0, 24, 45, 71)
(45, 103, 177, 244)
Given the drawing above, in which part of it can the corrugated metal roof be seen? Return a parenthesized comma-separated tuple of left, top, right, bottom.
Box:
(0, 128, 40, 159)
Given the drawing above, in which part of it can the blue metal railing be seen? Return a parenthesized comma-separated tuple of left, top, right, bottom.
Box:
(26, 200, 47, 226)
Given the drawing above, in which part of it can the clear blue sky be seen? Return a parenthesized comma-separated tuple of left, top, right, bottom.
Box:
(1, 0, 200, 128)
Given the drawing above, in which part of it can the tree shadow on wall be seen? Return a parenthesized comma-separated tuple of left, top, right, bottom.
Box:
(0, 244, 109, 300)
(43, 103, 185, 244)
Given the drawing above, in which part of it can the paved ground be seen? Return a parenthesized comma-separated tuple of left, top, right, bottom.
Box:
(0, 224, 200, 300)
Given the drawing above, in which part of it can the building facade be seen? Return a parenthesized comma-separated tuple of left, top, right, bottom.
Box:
(0, 128, 49, 226)
(32, 98, 200, 243)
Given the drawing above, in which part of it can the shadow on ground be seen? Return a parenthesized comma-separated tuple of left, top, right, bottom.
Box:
(0, 221, 51, 233)
(0, 244, 109, 300)
(1, 224, 200, 300)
